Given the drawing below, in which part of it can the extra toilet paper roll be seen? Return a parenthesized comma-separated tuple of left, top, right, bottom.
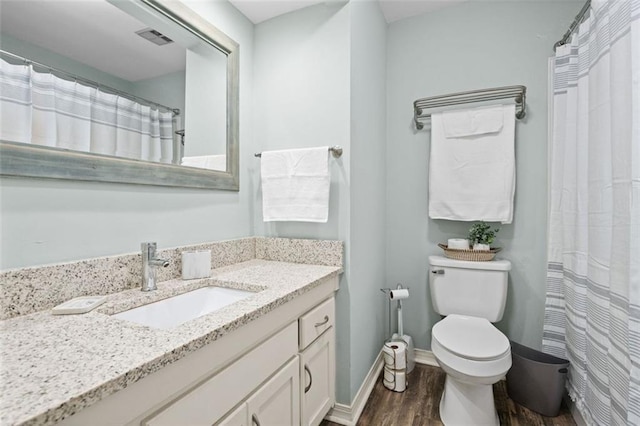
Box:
(383, 365, 395, 383)
(389, 289, 409, 300)
(383, 341, 407, 370)
(448, 238, 470, 250)
(383, 366, 407, 392)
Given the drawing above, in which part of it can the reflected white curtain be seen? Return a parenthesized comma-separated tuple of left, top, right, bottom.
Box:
(543, 0, 640, 425)
(0, 58, 174, 163)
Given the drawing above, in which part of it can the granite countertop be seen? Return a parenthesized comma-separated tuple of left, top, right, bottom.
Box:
(0, 259, 342, 426)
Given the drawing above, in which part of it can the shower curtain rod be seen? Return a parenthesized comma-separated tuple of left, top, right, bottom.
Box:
(553, 0, 591, 51)
(0, 50, 180, 116)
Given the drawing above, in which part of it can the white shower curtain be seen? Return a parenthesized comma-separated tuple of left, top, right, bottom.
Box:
(543, 1, 639, 425)
(0, 58, 174, 163)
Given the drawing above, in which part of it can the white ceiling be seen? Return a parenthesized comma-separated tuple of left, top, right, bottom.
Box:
(228, 0, 468, 24)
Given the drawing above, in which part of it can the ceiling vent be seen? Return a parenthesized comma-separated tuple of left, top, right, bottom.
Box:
(135, 28, 173, 46)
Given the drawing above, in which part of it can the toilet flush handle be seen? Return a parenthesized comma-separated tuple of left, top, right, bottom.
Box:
(431, 269, 445, 275)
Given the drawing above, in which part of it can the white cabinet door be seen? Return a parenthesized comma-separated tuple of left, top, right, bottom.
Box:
(218, 404, 248, 426)
(246, 357, 300, 426)
(300, 327, 335, 426)
(145, 323, 297, 426)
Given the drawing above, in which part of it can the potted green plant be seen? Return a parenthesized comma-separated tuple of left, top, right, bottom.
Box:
(468, 222, 499, 251)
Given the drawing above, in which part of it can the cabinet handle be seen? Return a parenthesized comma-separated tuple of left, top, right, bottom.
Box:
(314, 315, 329, 327)
(304, 364, 313, 393)
(431, 269, 445, 275)
(252, 413, 261, 426)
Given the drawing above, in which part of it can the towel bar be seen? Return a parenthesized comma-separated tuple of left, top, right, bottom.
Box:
(255, 146, 343, 158)
(413, 85, 526, 130)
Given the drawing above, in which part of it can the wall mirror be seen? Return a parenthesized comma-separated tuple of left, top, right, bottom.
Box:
(0, 0, 239, 190)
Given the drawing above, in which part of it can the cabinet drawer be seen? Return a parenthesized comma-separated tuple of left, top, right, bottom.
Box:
(299, 297, 334, 350)
(145, 322, 297, 426)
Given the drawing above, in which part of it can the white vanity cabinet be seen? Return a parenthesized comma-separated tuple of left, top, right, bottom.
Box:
(300, 327, 335, 426)
(218, 404, 249, 426)
(216, 298, 335, 426)
(57, 275, 338, 426)
(146, 322, 298, 426)
(218, 357, 300, 426)
(246, 357, 301, 426)
(298, 298, 336, 426)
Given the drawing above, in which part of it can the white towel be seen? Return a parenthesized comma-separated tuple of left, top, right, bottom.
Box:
(429, 104, 516, 224)
(181, 155, 226, 170)
(261, 146, 330, 222)
(441, 105, 504, 137)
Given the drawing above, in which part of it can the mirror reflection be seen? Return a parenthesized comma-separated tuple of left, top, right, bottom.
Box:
(0, 0, 227, 171)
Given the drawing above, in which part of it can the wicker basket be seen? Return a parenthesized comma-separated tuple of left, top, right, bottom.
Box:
(438, 243, 502, 262)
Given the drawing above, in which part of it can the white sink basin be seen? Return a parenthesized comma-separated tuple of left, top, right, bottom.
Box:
(113, 286, 255, 330)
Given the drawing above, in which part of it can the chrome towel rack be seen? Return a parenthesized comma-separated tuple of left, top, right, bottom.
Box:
(255, 146, 343, 158)
(413, 85, 526, 130)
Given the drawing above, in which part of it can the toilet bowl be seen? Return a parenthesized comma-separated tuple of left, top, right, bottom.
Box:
(428, 255, 512, 425)
(432, 314, 511, 426)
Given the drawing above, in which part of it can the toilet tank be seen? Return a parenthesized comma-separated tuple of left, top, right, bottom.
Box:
(429, 255, 511, 322)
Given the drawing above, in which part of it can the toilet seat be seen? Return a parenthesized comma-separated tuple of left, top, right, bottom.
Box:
(432, 314, 510, 361)
(431, 314, 512, 385)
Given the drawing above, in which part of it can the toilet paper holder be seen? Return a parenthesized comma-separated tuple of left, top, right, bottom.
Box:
(380, 283, 410, 295)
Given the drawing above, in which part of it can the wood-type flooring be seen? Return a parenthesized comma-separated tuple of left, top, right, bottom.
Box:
(322, 364, 576, 426)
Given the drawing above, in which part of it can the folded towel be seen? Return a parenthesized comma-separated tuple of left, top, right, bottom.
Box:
(429, 104, 516, 224)
(261, 146, 330, 222)
(441, 105, 504, 138)
(181, 155, 226, 171)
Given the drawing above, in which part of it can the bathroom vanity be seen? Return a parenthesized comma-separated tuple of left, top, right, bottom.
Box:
(0, 238, 342, 426)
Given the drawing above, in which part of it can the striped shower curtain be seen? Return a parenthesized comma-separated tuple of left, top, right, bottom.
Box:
(0, 58, 174, 163)
(543, 1, 639, 425)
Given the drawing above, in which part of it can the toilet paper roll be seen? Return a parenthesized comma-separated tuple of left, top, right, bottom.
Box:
(389, 289, 409, 300)
(383, 341, 407, 370)
(448, 238, 470, 250)
(383, 366, 407, 392)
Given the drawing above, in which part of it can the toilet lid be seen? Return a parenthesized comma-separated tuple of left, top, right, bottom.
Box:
(432, 315, 510, 361)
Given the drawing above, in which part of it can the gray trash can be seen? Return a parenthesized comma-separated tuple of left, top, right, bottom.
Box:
(506, 341, 570, 417)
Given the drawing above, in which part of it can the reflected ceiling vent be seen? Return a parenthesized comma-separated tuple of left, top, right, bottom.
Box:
(135, 28, 173, 46)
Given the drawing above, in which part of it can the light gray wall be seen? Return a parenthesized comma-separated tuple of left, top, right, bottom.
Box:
(385, 1, 579, 350)
(0, 0, 255, 269)
(252, 0, 388, 403)
(184, 46, 227, 156)
(131, 70, 186, 123)
(251, 2, 353, 403)
(348, 0, 388, 401)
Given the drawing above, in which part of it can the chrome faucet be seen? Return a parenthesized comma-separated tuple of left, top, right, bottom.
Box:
(141, 242, 169, 292)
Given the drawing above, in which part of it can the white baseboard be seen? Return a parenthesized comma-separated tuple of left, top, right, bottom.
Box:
(414, 348, 438, 366)
(324, 350, 384, 426)
(325, 349, 438, 425)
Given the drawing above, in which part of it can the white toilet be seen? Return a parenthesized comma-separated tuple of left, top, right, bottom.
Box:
(428, 255, 512, 426)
